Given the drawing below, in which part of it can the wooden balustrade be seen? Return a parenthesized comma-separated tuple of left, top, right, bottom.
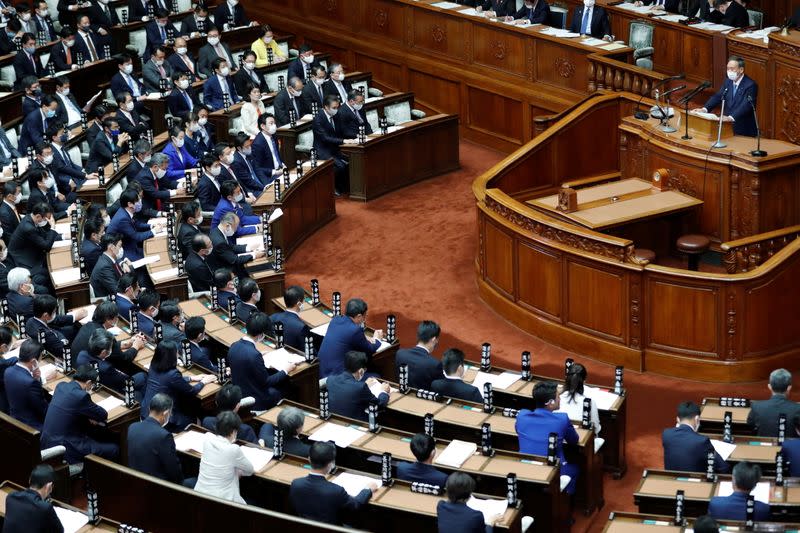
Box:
(588, 54, 668, 96)
(721, 225, 800, 273)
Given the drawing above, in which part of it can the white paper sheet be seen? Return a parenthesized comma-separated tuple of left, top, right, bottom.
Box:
(654, 13, 686, 22)
(471, 371, 521, 397)
(332, 472, 376, 496)
(467, 496, 508, 525)
(39, 363, 58, 385)
(174, 430, 208, 453)
(374, 339, 393, 354)
(77, 305, 96, 325)
(434, 440, 477, 468)
(458, 7, 480, 16)
(2, 347, 19, 360)
(710, 439, 737, 461)
(96, 395, 125, 413)
(81, 178, 100, 188)
(690, 110, 720, 121)
(268, 208, 283, 223)
(54, 506, 89, 533)
(262, 347, 305, 373)
(311, 322, 329, 336)
(431, 1, 461, 8)
(717, 480, 770, 504)
(107, 326, 123, 336)
(308, 422, 366, 448)
(239, 446, 274, 471)
(131, 255, 160, 269)
(51, 267, 81, 286)
(150, 267, 180, 281)
(539, 27, 580, 38)
(368, 380, 389, 399)
(51, 239, 73, 248)
(581, 37, 607, 46)
(236, 234, 262, 248)
(585, 388, 621, 410)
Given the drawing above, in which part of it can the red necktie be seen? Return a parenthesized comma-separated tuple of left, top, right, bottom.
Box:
(153, 177, 162, 211)
(65, 45, 71, 65)
(114, 260, 122, 276)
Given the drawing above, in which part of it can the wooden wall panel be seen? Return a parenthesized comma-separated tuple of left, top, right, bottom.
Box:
(467, 87, 524, 145)
(652, 25, 682, 77)
(484, 221, 515, 298)
(681, 33, 715, 83)
(471, 25, 526, 78)
(772, 60, 800, 146)
(534, 40, 589, 94)
(742, 260, 800, 356)
(353, 54, 404, 92)
(407, 69, 460, 115)
(517, 242, 562, 320)
(759, 167, 800, 232)
(409, 10, 467, 61)
(300, 0, 349, 29)
(647, 280, 719, 356)
(553, 103, 620, 181)
(566, 261, 625, 341)
(360, 0, 406, 45)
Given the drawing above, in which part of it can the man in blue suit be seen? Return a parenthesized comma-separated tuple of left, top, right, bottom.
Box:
(135, 290, 160, 338)
(211, 180, 260, 237)
(251, 113, 284, 182)
(318, 298, 383, 379)
(19, 95, 58, 154)
(203, 57, 239, 111)
(25, 294, 84, 361)
(143, 9, 181, 59)
(662, 401, 730, 473)
(287, 45, 317, 82)
(699, 56, 758, 137)
(41, 365, 119, 464)
(569, 0, 612, 40)
(437, 472, 489, 533)
(184, 316, 218, 372)
(4, 340, 49, 430)
(327, 351, 390, 422)
(76, 328, 146, 401)
(135, 152, 177, 213)
(289, 441, 376, 525)
(270, 285, 311, 352)
(397, 433, 449, 487)
(313, 94, 357, 194)
(12, 33, 45, 90)
(107, 188, 158, 262)
(213, 0, 250, 28)
(708, 461, 770, 521)
(516, 380, 580, 494)
(231, 132, 269, 193)
(512, 0, 551, 24)
(430, 348, 483, 403)
(200, 384, 265, 443)
(228, 312, 293, 411)
(196, 154, 225, 212)
(115, 273, 140, 321)
(212, 268, 242, 312)
(167, 71, 198, 120)
(396, 320, 442, 391)
(746, 368, 800, 438)
(2, 464, 63, 533)
(0, 118, 21, 167)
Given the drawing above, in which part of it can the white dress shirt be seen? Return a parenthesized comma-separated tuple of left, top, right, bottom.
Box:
(555, 385, 602, 434)
(193, 434, 255, 504)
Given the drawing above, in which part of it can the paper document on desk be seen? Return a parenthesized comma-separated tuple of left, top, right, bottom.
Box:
(174, 430, 208, 453)
(150, 267, 180, 281)
(309, 422, 366, 448)
(710, 439, 737, 461)
(434, 440, 477, 468)
(96, 395, 125, 413)
(600, 42, 628, 51)
(236, 234, 262, 248)
(107, 326, 123, 336)
(268, 208, 283, 223)
(717, 480, 770, 503)
(81, 178, 100, 188)
(131, 256, 160, 269)
(539, 27, 580, 38)
(368, 380, 395, 399)
(616, 2, 653, 13)
(431, 1, 461, 8)
(587, 388, 620, 410)
(739, 26, 779, 39)
(332, 472, 376, 497)
(54, 506, 89, 533)
(310, 322, 329, 336)
(2, 347, 19, 360)
(240, 446, 274, 471)
(458, 7, 481, 16)
(262, 347, 305, 372)
(51, 268, 81, 286)
(690, 110, 719, 121)
(467, 496, 508, 525)
(39, 364, 58, 386)
(581, 37, 607, 46)
(654, 13, 685, 22)
(78, 305, 96, 324)
(51, 239, 72, 248)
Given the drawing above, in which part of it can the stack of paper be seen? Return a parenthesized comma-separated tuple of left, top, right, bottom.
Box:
(54, 507, 89, 533)
(51, 239, 72, 249)
(51, 268, 81, 286)
(82, 178, 100, 188)
(471, 371, 522, 396)
(616, 2, 655, 13)
(39, 363, 58, 385)
(375, 339, 393, 353)
(151, 267, 180, 281)
(654, 13, 685, 22)
(174, 430, 208, 453)
(268, 208, 283, 223)
(96, 396, 125, 413)
(309, 422, 366, 448)
(431, 1, 461, 8)
(717, 480, 770, 503)
(467, 496, 508, 525)
(368, 380, 396, 399)
(738, 26, 779, 40)
(539, 27, 580, 38)
(690, 110, 719, 121)
(262, 348, 305, 373)
(581, 37, 607, 46)
(239, 446, 274, 471)
(458, 7, 480, 16)
(586, 388, 621, 410)
(236, 235, 263, 248)
(710, 440, 737, 461)
(434, 440, 477, 468)
(131, 256, 160, 269)
(332, 472, 376, 496)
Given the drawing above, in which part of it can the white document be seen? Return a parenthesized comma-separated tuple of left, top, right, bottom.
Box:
(311, 322, 329, 336)
(332, 472, 376, 497)
(130, 256, 160, 269)
(2, 347, 19, 360)
(467, 496, 508, 525)
(690, 110, 719, 121)
(581, 37, 607, 46)
(458, 7, 480, 16)
(375, 339, 393, 353)
(174, 430, 208, 453)
(717, 481, 770, 504)
(54, 506, 89, 533)
(54, 222, 70, 237)
(434, 440, 477, 468)
(308, 422, 366, 448)
(81, 178, 100, 188)
(262, 347, 305, 373)
(78, 305, 96, 324)
(236, 234, 262, 248)
(268, 208, 283, 223)
(654, 13, 685, 22)
(368, 380, 388, 399)
(471, 371, 521, 397)
(586, 388, 620, 410)
(710, 439, 737, 461)
(600, 42, 628, 51)
(51, 239, 73, 248)
(239, 446, 274, 471)
(96, 395, 125, 413)
(431, 1, 461, 8)
(51, 268, 81, 286)
(150, 267, 180, 281)
(107, 326, 123, 336)
(39, 363, 58, 385)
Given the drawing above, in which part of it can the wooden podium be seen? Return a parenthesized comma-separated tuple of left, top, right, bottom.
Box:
(680, 109, 734, 141)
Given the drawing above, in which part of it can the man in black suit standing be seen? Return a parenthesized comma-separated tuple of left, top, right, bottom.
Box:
(273, 76, 308, 127)
(570, 0, 612, 40)
(337, 90, 372, 139)
(313, 94, 358, 195)
(395, 321, 442, 391)
(747, 368, 800, 437)
(186, 234, 214, 291)
(2, 464, 63, 533)
(322, 63, 352, 104)
(0, 182, 22, 244)
(88, 0, 120, 32)
(698, 56, 758, 137)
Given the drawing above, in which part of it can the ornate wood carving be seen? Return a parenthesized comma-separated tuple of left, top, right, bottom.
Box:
(750, 175, 760, 236)
(629, 278, 641, 349)
(776, 75, 800, 144)
(525, 40, 535, 81)
(490, 39, 506, 60)
(323, 0, 337, 12)
(669, 173, 699, 198)
(374, 8, 388, 28)
(773, 40, 800, 59)
(726, 291, 736, 359)
(730, 169, 739, 240)
(432, 24, 446, 44)
(554, 57, 575, 78)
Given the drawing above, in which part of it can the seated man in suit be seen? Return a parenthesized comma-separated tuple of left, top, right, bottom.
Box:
(144, 9, 181, 60)
(26, 166, 70, 222)
(32, 1, 56, 42)
(235, 278, 261, 323)
(716, 0, 749, 27)
(167, 71, 198, 120)
(9, 202, 66, 290)
(107, 188, 160, 262)
(516, 381, 579, 494)
(289, 441, 376, 525)
(747, 368, 800, 437)
(41, 365, 118, 464)
(19, 95, 58, 154)
(477, 0, 515, 17)
(313, 94, 358, 194)
(201, 384, 267, 443)
(126, 140, 153, 186)
(510, 0, 551, 24)
(88, 0, 121, 36)
(50, 26, 79, 72)
(136, 152, 178, 213)
(251, 113, 286, 182)
(143, 45, 175, 94)
(328, 350, 390, 422)
(127, 393, 194, 487)
(184, 316, 218, 372)
(211, 180, 260, 237)
(26, 294, 86, 360)
(270, 285, 311, 352)
(208, 212, 266, 276)
(228, 312, 293, 411)
(178, 200, 203, 255)
(302, 65, 328, 113)
(110, 54, 148, 113)
(261, 406, 311, 457)
(213, 0, 251, 29)
(136, 290, 160, 338)
(203, 57, 239, 111)
(73, 308, 145, 386)
(21, 76, 43, 118)
(126, 0, 151, 22)
(697, 56, 758, 137)
(169, 37, 200, 84)
(115, 273, 140, 321)
(287, 44, 316, 82)
(197, 26, 237, 79)
(31, 142, 78, 206)
(708, 461, 770, 520)
(273, 76, 308, 127)
(662, 401, 730, 473)
(74, 15, 105, 62)
(13, 33, 45, 90)
(4, 340, 51, 430)
(115, 91, 150, 141)
(80, 218, 105, 281)
(86, 117, 131, 174)
(213, 268, 242, 312)
(234, 50, 269, 98)
(0, 182, 23, 243)
(322, 63, 352, 104)
(231, 132, 269, 193)
(158, 300, 186, 344)
(0, 118, 21, 169)
(85, 105, 109, 149)
(318, 298, 383, 379)
(6, 267, 39, 320)
(430, 348, 483, 403)
(397, 433, 448, 487)
(337, 90, 372, 140)
(2, 465, 62, 532)
(90, 233, 131, 297)
(186, 234, 214, 292)
(437, 472, 489, 532)
(395, 320, 442, 391)
(53, 76, 97, 129)
(570, 0, 612, 40)
(196, 153, 225, 211)
(47, 122, 94, 194)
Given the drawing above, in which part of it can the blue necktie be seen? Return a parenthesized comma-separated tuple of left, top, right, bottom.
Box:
(159, 25, 166, 41)
(183, 91, 193, 110)
(732, 83, 737, 99)
(580, 8, 591, 35)
(272, 138, 282, 167)
(244, 156, 257, 181)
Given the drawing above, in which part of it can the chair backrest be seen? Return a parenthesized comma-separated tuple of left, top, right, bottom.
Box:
(106, 182, 123, 206)
(747, 9, 763, 29)
(128, 29, 147, 57)
(384, 101, 411, 125)
(229, 115, 243, 134)
(67, 146, 81, 166)
(549, 6, 567, 29)
(0, 65, 16, 87)
(175, 0, 191, 11)
(6, 129, 18, 150)
(296, 130, 313, 151)
(278, 41, 289, 56)
(516, 0, 525, 9)
(629, 19, 654, 51)
(173, 21, 183, 33)
(115, 6, 127, 22)
(119, 176, 128, 190)
(264, 68, 289, 94)
(352, 80, 368, 98)
(366, 109, 379, 132)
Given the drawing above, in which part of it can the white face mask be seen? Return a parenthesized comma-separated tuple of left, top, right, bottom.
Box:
(222, 225, 234, 237)
(583, 0, 595, 6)
(195, 215, 203, 225)
(243, 61, 254, 71)
(313, 78, 325, 87)
(123, 64, 133, 74)
(156, 167, 167, 178)
(263, 36, 272, 44)
(335, 72, 345, 82)
(173, 137, 185, 148)
(176, 46, 187, 55)
(125, 101, 134, 111)
(115, 246, 124, 260)
(353, 103, 363, 111)
(223, 154, 234, 165)
(189, 122, 200, 132)
(302, 55, 314, 64)
(727, 70, 740, 81)
(65, 40, 74, 48)
(327, 107, 338, 117)
(154, 59, 164, 67)
(241, 147, 252, 156)
(210, 165, 221, 176)
(38, 8, 48, 17)
(60, 87, 70, 96)
(42, 155, 53, 165)
(198, 117, 208, 126)
(178, 79, 189, 90)
(234, 192, 244, 202)
(14, 193, 22, 204)
(103, 215, 111, 226)
(207, 36, 219, 46)
(266, 124, 277, 135)
(36, 219, 48, 227)
(142, 154, 152, 163)
(20, 13, 31, 21)
(219, 66, 230, 77)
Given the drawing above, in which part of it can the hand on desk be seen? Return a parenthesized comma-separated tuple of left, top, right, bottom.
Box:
(198, 375, 217, 385)
(722, 116, 734, 122)
(70, 307, 89, 323)
(343, 139, 359, 145)
(371, 329, 384, 342)
(251, 250, 266, 260)
(86, 172, 98, 180)
(367, 482, 379, 494)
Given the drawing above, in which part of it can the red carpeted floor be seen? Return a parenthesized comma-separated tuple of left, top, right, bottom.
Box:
(284, 140, 772, 532)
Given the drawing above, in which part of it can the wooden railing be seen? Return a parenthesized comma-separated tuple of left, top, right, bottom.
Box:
(720, 225, 800, 273)
(587, 53, 669, 96)
(533, 92, 603, 137)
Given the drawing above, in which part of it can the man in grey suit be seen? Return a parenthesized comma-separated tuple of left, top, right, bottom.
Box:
(0, 118, 20, 167)
(747, 368, 800, 438)
(158, 301, 186, 344)
(142, 46, 174, 94)
(197, 26, 236, 79)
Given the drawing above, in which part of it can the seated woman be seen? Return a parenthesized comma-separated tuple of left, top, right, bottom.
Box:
(140, 340, 216, 431)
(183, 112, 207, 160)
(162, 124, 199, 181)
(261, 406, 311, 457)
(239, 82, 265, 139)
(556, 362, 601, 435)
(193, 411, 255, 504)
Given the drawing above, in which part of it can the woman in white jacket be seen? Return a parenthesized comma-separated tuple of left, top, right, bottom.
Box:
(194, 411, 255, 504)
(557, 363, 601, 435)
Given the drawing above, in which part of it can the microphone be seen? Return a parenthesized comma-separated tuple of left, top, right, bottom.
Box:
(652, 72, 686, 92)
(678, 80, 711, 104)
(660, 84, 687, 98)
(636, 73, 685, 120)
(747, 94, 767, 157)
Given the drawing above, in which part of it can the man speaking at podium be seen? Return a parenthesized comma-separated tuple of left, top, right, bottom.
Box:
(697, 56, 758, 137)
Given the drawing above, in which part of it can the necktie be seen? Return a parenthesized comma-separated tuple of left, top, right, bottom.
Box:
(214, 44, 226, 60)
(114, 258, 122, 276)
(159, 25, 166, 41)
(732, 83, 738, 99)
(158, 64, 165, 77)
(580, 8, 591, 35)
(269, 136, 282, 168)
(354, 108, 363, 124)
(183, 55, 194, 74)
(127, 74, 140, 97)
(219, 76, 229, 99)
(85, 33, 98, 61)
(29, 53, 36, 70)
(65, 44, 71, 64)
(244, 155, 257, 181)
(316, 84, 322, 103)
(153, 173, 162, 210)
(290, 96, 298, 116)
(183, 91, 193, 110)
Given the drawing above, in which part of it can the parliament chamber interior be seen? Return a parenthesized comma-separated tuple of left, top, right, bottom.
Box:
(0, 0, 800, 530)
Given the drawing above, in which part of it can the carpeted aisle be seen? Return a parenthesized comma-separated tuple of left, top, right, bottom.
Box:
(284, 140, 771, 532)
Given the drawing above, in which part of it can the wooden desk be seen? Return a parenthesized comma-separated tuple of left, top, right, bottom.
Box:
(698, 433, 781, 474)
(38, 59, 118, 105)
(342, 114, 460, 201)
(142, 234, 189, 302)
(699, 397, 752, 434)
(603, 511, 800, 532)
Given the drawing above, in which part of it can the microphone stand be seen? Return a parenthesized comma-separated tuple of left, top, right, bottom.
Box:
(748, 96, 767, 157)
(712, 98, 727, 149)
(681, 95, 692, 140)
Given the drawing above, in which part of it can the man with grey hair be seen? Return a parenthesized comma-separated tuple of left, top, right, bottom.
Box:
(134, 152, 178, 214)
(273, 76, 308, 127)
(275, 406, 310, 457)
(126, 139, 153, 183)
(6, 267, 37, 320)
(747, 368, 800, 437)
(697, 55, 758, 137)
(208, 211, 265, 277)
(323, 63, 352, 104)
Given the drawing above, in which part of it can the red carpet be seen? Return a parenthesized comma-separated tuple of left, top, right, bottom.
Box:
(285, 141, 772, 532)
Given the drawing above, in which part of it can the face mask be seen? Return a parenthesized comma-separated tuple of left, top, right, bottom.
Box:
(173, 137, 184, 148)
(234, 192, 243, 202)
(198, 117, 208, 126)
(14, 193, 22, 204)
(210, 165, 221, 176)
(99, 0, 109, 4)
(65, 39, 74, 48)
(38, 9, 48, 17)
(176, 46, 187, 55)
(43, 176, 55, 189)
(525, 2, 533, 7)
(241, 147, 252, 156)
(219, 66, 230, 77)
(151, 308, 159, 318)
(103, 215, 111, 226)
(251, 93, 261, 102)
(45, 109, 56, 118)
(302, 55, 314, 64)
(60, 88, 71, 98)
(42, 154, 53, 165)
(122, 64, 133, 75)
(223, 225, 234, 237)
(189, 122, 200, 132)
(196, 16, 206, 21)
(157, 21, 166, 28)
(115, 246, 124, 260)
(142, 154, 152, 163)
(195, 215, 203, 225)
(313, 78, 325, 87)
(263, 36, 272, 44)
(207, 36, 219, 46)
(266, 123, 277, 135)
(36, 219, 48, 227)
(59, 132, 68, 143)
(154, 59, 164, 67)
(110, 129, 120, 136)
(178, 79, 189, 90)
(125, 101, 134, 112)
(31, 88, 41, 97)
(243, 61, 254, 70)
(156, 167, 167, 178)
(254, 290, 261, 301)
(327, 107, 338, 117)
(80, 24, 91, 32)
(583, 0, 594, 6)
(20, 13, 31, 21)
(228, 0, 238, 6)
(134, 200, 142, 212)
(727, 70, 740, 81)
(353, 103, 363, 111)
(24, 46, 35, 54)
(335, 73, 345, 82)
(223, 154, 234, 165)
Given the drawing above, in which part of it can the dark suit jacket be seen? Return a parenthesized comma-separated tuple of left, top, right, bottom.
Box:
(128, 416, 185, 483)
(201, 415, 258, 443)
(49, 41, 76, 72)
(312, 109, 344, 161)
(71, 320, 136, 367)
(203, 73, 239, 111)
(167, 88, 198, 119)
(289, 474, 371, 525)
(140, 367, 203, 428)
(213, 2, 249, 27)
(301, 81, 326, 112)
(662, 424, 730, 473)
(90, 252, 122, 297)
(76, 350, 132, 394)
(107, 207, 153, 261)
(86, 122, 103, 148)
(88, 1, 120, 30)
(13, 51, 45, 90)
(2, 489, 63, 533)
(395, 346, 442, 391)
(4, 364, 49, 430)
(25, 315, 73, 360)
(643, 0, 680, 12)
(336, 103, 372, 139)
(269, 310, 310, 352)
(721, 0, 749, 27)
(208, 226, 251, 272)
(87, 132, 124, 175)
(287, 57, 314, 82)
(747, 393, 800, 437)
(116, 109, 148, 140)
(180, 13, 207, 35)
(708, 491, 770, 521)
(569, 5, 612, 39)
(197, 42, 234, 79)
(161, 321, 185, 345)
(437, 501, 485, 533)
(318, 316, 381, 378)
(322, 78, 353, 103)
(80, 238, 103, 273)
(273, 88, 308, 127)
(50, 142, 85, 192)
(703, 75, 758, 137)
(41, 380, 108, 463)
(8, 216, 60, 276)
(135, 166, 175, 213)
(784, 438, 800, 476)
(22, 96, 40, 119)
(73, 30, 103, 62)
(217, 289, 240, 313)
(430, 377, 483, 404)
(397, 461, 448, 487)
(196, 173, 222, 211)
(33, 15, 57, 41)
(144, 20, 181, 59)
(228, 338, 288, 410)
(0, 201, 20, 244)
(514, 0, 551, 22)
(231, 151, 267, 193)
(235, 301, 259, 324)
(261, 422, 311, 456)
(251, 131, 283, 176)
(111, 71, 146, 102)
(7, 292, 34, 321)
(116, 294, 136, 321)
(19, 108, 49, 153)
(27, 185, 68, 221)
(481, 0, 515, 16)
(189, 341, 218, 372)
(233, 67, 269, 97)
(0, 356, 17, 413)
(127, 0, 151, 21)
(178, 222, 201, 256)
(167, 51, 199, 83)
(327, 371, 389, 422)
